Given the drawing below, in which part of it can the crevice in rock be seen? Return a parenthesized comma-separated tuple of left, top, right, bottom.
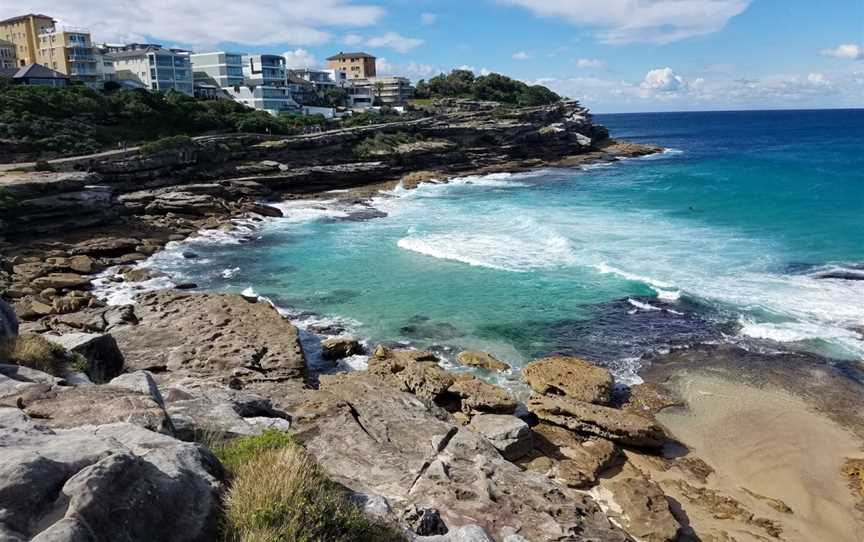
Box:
(408, 426, 458, 495)
(346, 401, 376, 443)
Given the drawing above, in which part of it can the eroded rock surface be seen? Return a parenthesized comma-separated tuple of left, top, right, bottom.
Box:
(522, 356, 613, 404)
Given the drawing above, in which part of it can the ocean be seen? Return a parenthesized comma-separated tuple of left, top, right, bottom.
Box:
(99, 109, 864, 382)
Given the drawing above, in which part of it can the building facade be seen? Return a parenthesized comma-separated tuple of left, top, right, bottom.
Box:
(229, 54, 297, 114)
(190, 51, 244, 88)
(326, 52, 376, 80)
(0, 13, 55, 67)
(0, 63, 69, 86)
(353, 76, 413, 106)
(36, 27, 98, 84)
(0, 39, 15, 68)
(108, 46, 193, 95)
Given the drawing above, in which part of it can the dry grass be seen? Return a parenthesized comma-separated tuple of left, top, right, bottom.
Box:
(0, 333, 66, 375)
(218, 430, 404, 542)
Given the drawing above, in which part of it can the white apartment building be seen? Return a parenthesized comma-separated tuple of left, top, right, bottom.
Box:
(190, 51, 244, 88)
(288, 67, 373, 109)
(107, 45, 193, 95)
(352, 75, 413, 106)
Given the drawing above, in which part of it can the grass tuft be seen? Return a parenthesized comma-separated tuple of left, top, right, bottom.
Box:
(0, 334, 66, 375)
(216, 430, 405, 542)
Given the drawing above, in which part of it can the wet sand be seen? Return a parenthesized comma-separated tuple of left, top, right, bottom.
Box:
(637, 345, 864, 541)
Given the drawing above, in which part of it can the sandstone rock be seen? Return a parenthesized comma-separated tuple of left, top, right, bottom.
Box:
(529, 422, 620, 488)
(305, 373, 628, 542)
(19, 385, 172, 433)
(596, 462, 680, 542)
(0, 299, 18, 340)
(448, 378, 517, 415)
(320, 337, 364, 360)
(417, 525, 495, 542)
(0, 408, 222, 542)
(468, 414, 532, 460)
(31, 273, 91, 291)
(527, 394, 666, 449)
(618, 382, 680, 418)
(123, 267, 166, 283)
(51, 294, 90, 315)
(109, 370, 165, 407)
(161, 378, 291, 440)
(368, 345, 455, 401)
(46, 332, 124, 383)
(110, 292, 305, 382)
(456, 351, 510, 372)
(522, 356, 613, 404)
(70, 237, 140, 257)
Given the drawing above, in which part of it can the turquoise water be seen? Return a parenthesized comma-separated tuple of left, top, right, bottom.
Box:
(117, 109, 864, 380)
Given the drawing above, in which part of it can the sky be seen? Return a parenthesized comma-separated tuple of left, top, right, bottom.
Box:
(5, 0, 863, 112)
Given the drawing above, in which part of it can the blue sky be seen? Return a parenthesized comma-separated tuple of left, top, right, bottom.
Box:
(7, 0, 863, 112)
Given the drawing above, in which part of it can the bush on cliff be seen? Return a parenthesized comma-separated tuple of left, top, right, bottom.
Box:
(0, 333, 66, 375)
(0, 85, 328, 160)
(415, 69, 561, 106)
(354, 131, 422, 158)
(139, 135, 195, 155)
(215, 430, 405, 542)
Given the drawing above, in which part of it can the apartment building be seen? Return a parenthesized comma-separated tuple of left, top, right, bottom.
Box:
(107, 46, 193, 95)
(0, 39, 15, 68)
(230, 54, 298, 114)
(0, 13, 54, 67)
(352, 76, 413, 106)
(36, 27, 98, 84)
(190, 51, 244, 88)
(326, 52, 376, 80)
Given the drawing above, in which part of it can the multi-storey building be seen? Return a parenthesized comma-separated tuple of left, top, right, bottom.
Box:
(0, 13, 55, 67)
(326, 52, 376, 80)
(230, 54, 298, 114)
(107, 45, 193, 95)
(352, 76, 413, 106)
(190, 51, 244, 88)
(0, 14, 99, 84)
(36, 27, 98, 84)
(0, 39, 15, 68)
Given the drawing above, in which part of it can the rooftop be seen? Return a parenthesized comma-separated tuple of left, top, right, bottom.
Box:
(0, 13, 55, 25)
(326, 52, 376, 60)
(9, 63, 69, 79)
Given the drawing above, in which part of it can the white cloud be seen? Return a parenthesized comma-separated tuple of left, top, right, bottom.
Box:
(420, 12, 437, 25)
(641, 67, 687, 92)
(282, 48, 319, 69)
(806, 72, 830, 86)
(512, 51, 531, 60)
(366, 32, 424, 53)
(576, 58, 605, 68)
(9, 0, 384, 46)
(343, 32, 423, 53)
(821, 43, 863, 60)
(376, 58, 437, 81)
(343, 34, 365, 46)
(500, 0, 751, 44)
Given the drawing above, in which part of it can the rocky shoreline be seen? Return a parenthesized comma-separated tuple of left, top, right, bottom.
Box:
(2, 101, 862, 541)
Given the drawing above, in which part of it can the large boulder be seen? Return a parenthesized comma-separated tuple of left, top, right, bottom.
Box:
(30, 273, 92, 292)
(110, 292, 306, 383)
(594, 462, 681, 542)
(522, 356, 614, 404)
(17, 385, 173, 434)
(46, 332, 125, 383)
(525, 422, 620, 488)
(448, 378, 517, 415)
(468, 414, 532, 460)
(455, 351, 510, 372)
(320, 337, 364, 360)
(0, 299, 18, 341)
(527, 394, 667, 449)
(0, 408, 222, 542)
(297, 372, 629, 542)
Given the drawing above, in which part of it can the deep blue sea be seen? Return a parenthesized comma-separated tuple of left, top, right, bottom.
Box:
(100, 109, 864, 382)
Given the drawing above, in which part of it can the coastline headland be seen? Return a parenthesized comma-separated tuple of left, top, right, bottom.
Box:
(1, 100, 862, 542)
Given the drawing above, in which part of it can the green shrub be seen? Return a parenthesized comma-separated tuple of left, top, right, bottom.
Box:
(33, 160, 54, 172)
(139, 135, 195, 155)
(218, 430, 405, 542)
(414, 69, 562, 106)
(354, 132, 422, 158)
(0, 334, 66, 375)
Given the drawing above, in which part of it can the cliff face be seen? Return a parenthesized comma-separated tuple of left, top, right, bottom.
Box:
(0, 101, 635, 240)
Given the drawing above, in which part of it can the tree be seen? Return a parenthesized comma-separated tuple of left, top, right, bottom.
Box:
(325, 87, 349, 108)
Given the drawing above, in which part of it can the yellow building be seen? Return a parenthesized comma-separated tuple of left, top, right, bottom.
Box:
(0, 13, 55, 67)
(0, 39, 15, 68)
(326, 52, 376, 80)
(0, 13, 97, 82)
